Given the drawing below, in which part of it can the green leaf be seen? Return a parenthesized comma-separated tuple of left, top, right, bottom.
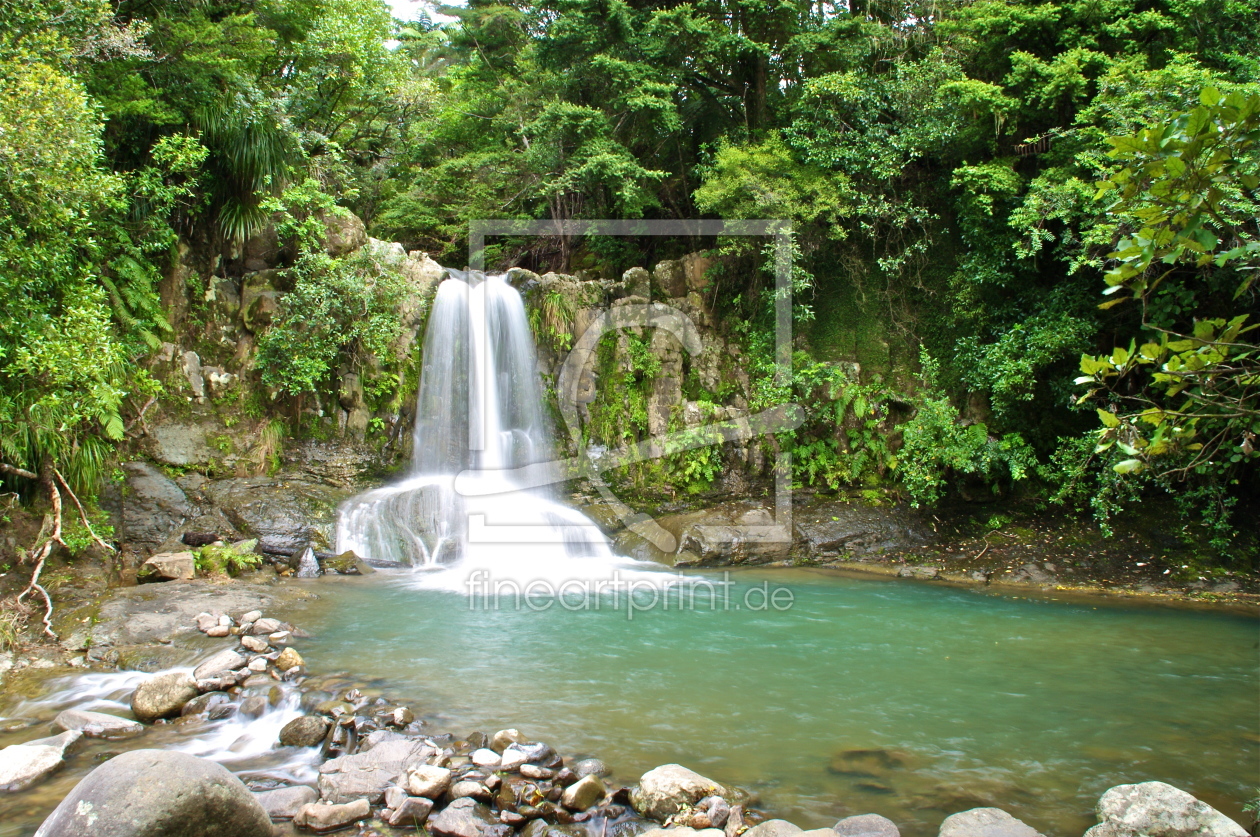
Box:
(1097, 408, 1120, 428)
(1113, 459, 1144, 474)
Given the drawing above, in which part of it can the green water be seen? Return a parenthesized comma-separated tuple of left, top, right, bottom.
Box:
(287, 567, 1260, 837)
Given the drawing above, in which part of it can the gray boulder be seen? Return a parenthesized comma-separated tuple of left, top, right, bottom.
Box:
(136, 551, 197, 583)
(743, 821, 803, 837)
(1084, 781, 1247, 837)
(181, 691, 234, 719)
(118, 462, 192, 551)
(938, 808, 1043, 837)
(53, 709, 144, 739)
(834, 814, 900, 837)
(573, 758, 610, 778)
(0, 730, 82, 792)
(317, 738, 432, 803)
(33, 749, 272, 837)
(386, 796, 434, 827)
(294, 797, 371, 833)
(130, 671, 198, 722)
(192, 648, 246, 681)
(562, 774, 607, 810)
(406, 763, 453, 798)
(280, 715, 330, 747)
(428, 797, 511, 837)
(631, 764, 730, 821)
(253, 784, 317, 820)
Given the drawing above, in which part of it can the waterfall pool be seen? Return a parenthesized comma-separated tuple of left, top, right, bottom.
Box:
(273, 564, 1259, 837)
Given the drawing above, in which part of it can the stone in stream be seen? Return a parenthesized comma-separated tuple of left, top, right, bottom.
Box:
(938, 808, 1044, 837)
(280, 715, 331, 747)
(182, 691, 234, 719)
(631, 764, 730, 821)
(389, 705, 414, 726)
(194, 611, 218, 632)
(240, 635, 269, 653)
(253, 784, 318, 819)
(193, 648, 247, 681)
(501, 741, 560, 771)
(743, 820, 803, 837)
(251, 617, 285, 635)
(275, 647, 304, 671)
(699, 795, 730, 829)
(130, 671, 199, 722)
(0, 730, 82, 792)
(451, 779, 493, 801)
(491, 728, 528, 753)
(246, 656, 268, 672)
(428, 796, 512, 837)
(834, 814, 900, 837)
(523, 820, 589, 837)
(521, 764, 556, 780)
(472, 748, 503, 768)
(386, 796, 435, 827)
(136, 551, 196, 583)
(53, 709, 144, 739)
(240, 609, 263, 624)
(1084, 781, 1247, 837)
(561, 774, 607, 810)
(573, 758, 610, 778)
(293, 798, 371, 833)
(318, 738, 433, 803)
(33, 749, 272, 837)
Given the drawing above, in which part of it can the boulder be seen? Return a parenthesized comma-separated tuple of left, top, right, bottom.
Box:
(119, 462, 192, 551)
(203, 476, 345, 553)
(450, 780, 492, 801)
(653, 260, 688, 298)
(52, 709, 144, 739)
(407, 764, 454, 798)
(623, 266, 651, 298)
(280, 715, 330, 747)
(386, 796, 434, 827)
(318, 738, 432, 803)
(834, 814, 900, 837)
(181, 691, 234, 720)
(274, 647, 304, 671)
(254, 784, 318, 820)
(294, 798, 371, 833)
(137, 551, 196, 583)
(561, 774, 606, 810)
(501, 742, 559, 771)
(192, 648, 247, 681)
(241, 271, 282, 332)
(428, 796, 511, 837)
(472, 748, 502, 768)
(1084, 781, 1247, 837)
(743, 821, 803, 837)
(490, 728, 527, 753)
(33, 749, 272, 837)
(938, 808, 1044, 837)
(130, 671, 199, 722)
(320, 210, 368, 257)
(0, 730, 81, 792)
(631, 764, 729, 821)
(680, 252, 713, 293)
(149, 423, 214, 468)
(573, 758, 610, 778)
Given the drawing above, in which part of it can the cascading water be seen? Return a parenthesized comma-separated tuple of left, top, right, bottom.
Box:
(336, 271, 617, 586)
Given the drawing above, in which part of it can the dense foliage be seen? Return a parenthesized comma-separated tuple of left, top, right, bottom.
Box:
(1, 0, 1256, 556)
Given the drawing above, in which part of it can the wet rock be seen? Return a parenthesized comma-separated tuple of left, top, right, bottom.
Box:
(386, 796, 435, 827)
(699, 796, 730, 829)
(834, 814, 900, 837)
(205, 625, 230, 637)
(202, 477, 345, 553)
(253, 785, 318, 820)
(491, 728, 528, 753)
(451, 780, 492, 801)
(725, 805, 745, 837)
(181, 691, 234, 720)
(247, 656, 268, 672)
(53, 709, 143, 739)
(33, 749, 272, 836)
(502, 742, 560, 771)
(521, 764, 556, 780)
(938, 808, 1043, 837)
(562, 774, 606, 810)
(322, 549, 377, 575)
(241, 635, 269, 653)
(555, 768, 578, 786)
(240, 609, 263, 623)
(794, 500, 933, 560)
(0, 730, 81, 792)
(573, 758, 610, 778)
(294, 797, 371, 833)
(640, 829, 725, 837)
(193, 648, 247, 681)
(149, 423, 214, 467)
(743, 820, 803, 837)
(318, 738, 433, 803)
(407, 764, 454, 798)
(896, 567, 939, 580)
(390, 706, 414, 727)
(252, 617, 285, 635)
(275, 647, 304, 671)
(827, 748, 913, 779)
(131, 671, 199, 722)
(428, 796, 512, 837)
(119, 462, 193, 552)
(238, 695, 269, 717)
(136, 551, 196, 583)
(524, 821, 589, 837)
(472, 748, 503, 768)
(631, 764, 729, 821)
(281, 715, 331, 747)
(1084, 781, 1246, 837)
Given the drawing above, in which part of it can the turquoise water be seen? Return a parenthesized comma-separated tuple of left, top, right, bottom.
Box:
(288, 567, 1260, 837)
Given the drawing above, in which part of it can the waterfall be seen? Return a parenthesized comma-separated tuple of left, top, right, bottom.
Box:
(336, 271, 614, 582)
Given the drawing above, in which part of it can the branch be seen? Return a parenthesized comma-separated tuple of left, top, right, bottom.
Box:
(18, 473, 63, 640)
(0, 463, 38, 480)
(53, 469, 115, 554)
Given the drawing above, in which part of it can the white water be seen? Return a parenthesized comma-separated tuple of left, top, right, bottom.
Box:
(336, 271, 640, 591)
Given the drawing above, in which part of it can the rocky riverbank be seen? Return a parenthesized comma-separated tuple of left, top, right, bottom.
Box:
(1, 584, 1252, 837)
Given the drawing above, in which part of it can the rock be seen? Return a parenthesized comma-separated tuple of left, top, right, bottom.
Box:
(294, 798, 371, 833)
(407, 764, 454, 798)
(193, 648, 247, 681)
(896, 566, 939, 580)
(1084, 781, 1247, 837)
(428, 796, 511, 837)
(320, 209, 368, 258)
(573, 758, 610, 778)
(390, 706, 414, 727)
(386, 796, 435, 827)
(622, 267, 651, 297)
(699, 796, 730, 828)
(834, 814, 900, 837)
(119, 462, 193, 552)
(275, 647, 304, 671)
(254, 785, 318, 820)
(240, 609, 263, 623)
(52, 709, 144, 739)
(322, 549, 376, 575)
(241, 272, 281, 332)
(149, 423, 214, 467)
(631, 764, 729, 821)
(521, 764, 556, 780)
(562, 774, 606, 810)
(794, 500, 934, 560)
(181, 691, 234, 719)
(136, 551, 196, 583)
(281, 715, 331, 747)
(241, 635, 269, 653)
(938, 808, 1044, 837)
(640, 829, 725, 837)
(491, 728, 528, 753)
(0, 730, 81, 792)
(205, 625, 230, 637)
(653, 260, 687, 298)
(202, 476, 345, 553)
(252, 617, 285, 635)
(130, 671, 198, 722)
(472, 748, 502, 768)
(501, 742, 559, 771)
(451, 780, 492, 801)
(743, 820, 803, 837)
(318, 738, 433, 804)
(247, 656, 268, 672)
(725, 805, 745, 837)
(195, 611, 218, 632)
(681, 252, 713, 293)
(1009, 563, 1055, 585)
(33, 749, 272, 837)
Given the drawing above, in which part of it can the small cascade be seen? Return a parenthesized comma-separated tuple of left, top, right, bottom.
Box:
(336, 271, 616, 584)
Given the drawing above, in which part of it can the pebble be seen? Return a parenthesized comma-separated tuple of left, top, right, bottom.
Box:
(205, 625, 230, 637)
